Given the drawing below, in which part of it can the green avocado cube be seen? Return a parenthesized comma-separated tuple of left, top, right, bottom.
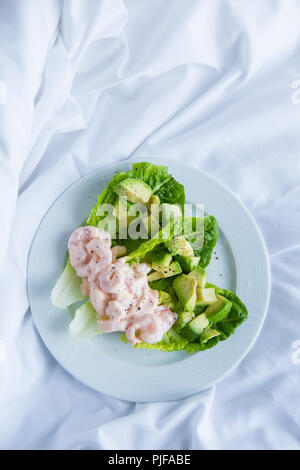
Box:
(204, 294, 232, 323)
(199, 329, 220, 344)
(162, 261, 182, 277)
(146, 194, 160, 211)
(147, 271, 164, 282)
(181, 313, 209, 341)
(173, 274, 197, 312)
(165, 236, 194, 257)
(152, 249, 173, 272)
(187, 266, 207, 288)
(175, 311, 195, 331)
(158, 291, 174, 309)
(114, 178, 152, 204)
(147, 261, 182, 282)
(175, 255, 200, 273)
(196, 287, 217, 306)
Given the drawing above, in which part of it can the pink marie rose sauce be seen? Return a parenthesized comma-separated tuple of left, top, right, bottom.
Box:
(68, 226, 177, 345)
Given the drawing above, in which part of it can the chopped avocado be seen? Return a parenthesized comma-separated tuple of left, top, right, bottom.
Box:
(147, 261, 182, 282)
(200, 328, 220, 344)
(161, 261, 182, 277)
(146, 195, 160, 211)
(175, 310, 195, 330)
(161, 203, 182, 224)
(181, 313, 209, 341)
(152, 248, 173, 272)
(204, 294, 232, 323)
(175, 255, 200, 273)
(158, 291, 174, 309)
(147, 271, 164, 282)
(173, 274, 197, 312)
(194, 304, 206, 315)
(165, 236, 194, 257)
(187, 266, 207, 288)
(196, 287, 217, 306)
(114, 178, 152, 204)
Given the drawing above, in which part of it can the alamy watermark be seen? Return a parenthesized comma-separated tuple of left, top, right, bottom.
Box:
(0, 80, 6, 105)
(95, 201, 205, 250)
(291, 340, 300, 365)
(291, 80, 300, 105)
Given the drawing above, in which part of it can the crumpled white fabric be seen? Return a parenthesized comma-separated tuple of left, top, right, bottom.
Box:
(0, 0, 299, 450)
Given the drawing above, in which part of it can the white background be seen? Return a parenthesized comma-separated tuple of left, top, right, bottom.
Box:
(0, 0, 300, 450)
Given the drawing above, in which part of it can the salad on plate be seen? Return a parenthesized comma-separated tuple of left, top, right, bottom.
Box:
(51, 162, 248, 353)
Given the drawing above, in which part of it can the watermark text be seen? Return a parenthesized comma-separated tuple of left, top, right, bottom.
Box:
(96, 201, 205, 250)
(291, 340, 300, 365)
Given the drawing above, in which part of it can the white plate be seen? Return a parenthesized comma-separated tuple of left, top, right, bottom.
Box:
(27, 158, 270, 402)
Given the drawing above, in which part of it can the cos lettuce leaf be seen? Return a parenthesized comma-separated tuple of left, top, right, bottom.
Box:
(155, 176, 185, 213)
(185, 216, 218, 268)
(51, 259, 85, 309)
(206, 284, 248, 337)
(69, 301, 102, 340)
(120, 327, 188, 352)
